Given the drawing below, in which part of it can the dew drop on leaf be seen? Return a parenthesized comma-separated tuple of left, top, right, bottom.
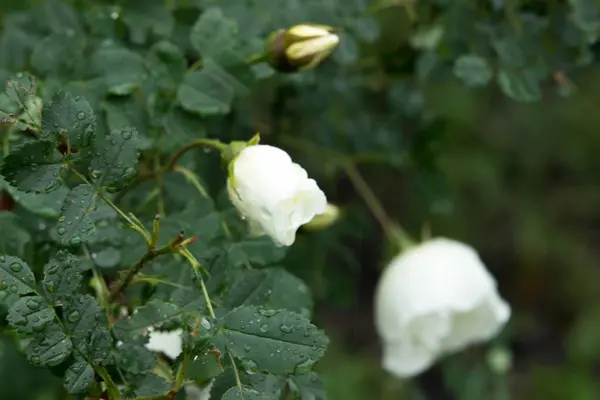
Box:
(76, 112, 86, 120)
(10, 262, 22, 272)
(57, 227, 67, 235)
(259, 324, 269, 333)
(26, 298, 41, 310)
(67, 311, 80, 323)
(9, 285, 18, 293)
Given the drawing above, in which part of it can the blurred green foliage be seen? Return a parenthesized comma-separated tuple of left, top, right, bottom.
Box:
(1, 0, 600, 399)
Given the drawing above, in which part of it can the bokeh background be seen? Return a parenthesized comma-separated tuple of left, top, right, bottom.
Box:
(2, 0, 600, 399)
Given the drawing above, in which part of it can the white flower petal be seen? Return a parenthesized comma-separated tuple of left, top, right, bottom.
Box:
(145, 329, 183, 360)
(375, 238, 511, 378)
(228, 145, 327, 246)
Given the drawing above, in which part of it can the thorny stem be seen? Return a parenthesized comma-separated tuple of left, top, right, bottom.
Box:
(108, 245, 172, 302)
(344, 163, 414, 250)
(165, 138, 226, 171)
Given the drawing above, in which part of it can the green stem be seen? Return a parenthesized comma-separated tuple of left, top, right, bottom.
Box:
(199, 273, 216, 319)
(229, 351, 245, 394)
(165, 138, 226, 171)
(96, 365, 121, 399)
(108, 245, 171, 303)
(170, 352, 191, 396)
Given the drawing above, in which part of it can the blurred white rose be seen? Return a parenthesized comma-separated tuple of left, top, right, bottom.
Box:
(144, 328, 183, 360)
(227, 144, 327, 246)
(185, 381, 213, 400)
(375, 238, 511, 378)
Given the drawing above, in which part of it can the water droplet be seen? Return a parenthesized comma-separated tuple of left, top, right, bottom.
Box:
(259, 324, 269, 333)
(0, 255, 5, 262)
(244, 345, 251, 353)
(26, 298, 41, 310)
(73, 122, 80, 129)
(57, 227, 66, 235)
(110, 11, 119, 20)
(46, 281, 56, 293)
(0, 281, 7, 291)
(9, 284, 18, 293)
(200, 318, 211, 330)
(10, 262, 22, 272)
(70, 236, 82, 245)
(280, 324, 294, 334)
(122, 129, 133, 140)
(76, 112, 86, 120)
(30, 356, 40, 365)
(258, 309, 277, 317)
(67, 311, 80, 323)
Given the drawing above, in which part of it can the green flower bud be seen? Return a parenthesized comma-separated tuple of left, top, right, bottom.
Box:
(303, 203, 341, 231)
(267, 24, 340, 73)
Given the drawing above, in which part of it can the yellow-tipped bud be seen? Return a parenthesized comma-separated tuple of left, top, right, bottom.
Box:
(304, 203, 341, 231)
(267, 24, 340, 73)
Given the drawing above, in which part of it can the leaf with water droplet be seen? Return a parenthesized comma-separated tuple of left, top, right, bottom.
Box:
(113, 299, 180, 341)
(89, 127, 140, 191)
(26, 330, 72, 367)
(287, 372, 327, 400)
(221, 387, 274, 400)
(7, 296, 56, 334)
(41, 91, 96, 150)
(42, 250, 82, 302)
(64, 361, 94, 394)
(214, 306, 329, 375)
(63, 294, 113, 365)
(0, 254, 36, 296)
(0, 140, 63, 193)
(225, 268, 312, 316)
(53, 184, 97, 245)
(129, 373, 170, 397)
(115, 342, 156, 375)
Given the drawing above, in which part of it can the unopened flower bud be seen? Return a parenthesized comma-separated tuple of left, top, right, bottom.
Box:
(304, 203, 340, 231)
(267, 24, 340, 73)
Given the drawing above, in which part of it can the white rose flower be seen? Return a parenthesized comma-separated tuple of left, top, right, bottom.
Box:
(144, 328, 183, 360)
(374, 238, 511, 378)
(227, 144, 327, 246)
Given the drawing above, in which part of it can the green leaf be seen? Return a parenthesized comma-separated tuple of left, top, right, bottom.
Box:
(227, 237, 287, 268)
(190, 8, 238, 58)
(453, 55, 492, 87)
(0, 140, 64, 193)
(31, 33, 85, 77)
(0, 255, 35, 296)
(159, 106, 206, 152)
(89, 128, 140, 191)
(288, 373, 327, 400)
(147, 41, 187, 92)
(497, 68, 542, 103)
(63, 294, 112, 365)
(221, 387, 273, 400)
(116, 342, 156, 374)
(26, 331, 72, 367)
(91, 47, 147, 95)
(42, 250, 83, 302)
(5, 72, 36, 108)
(186, 348, 223, 382)
(121, 0, 175, 45)
(216, 306, 329, 375)
(0, 214, 31, 258)
(131, 373, 171, 397)
(177, 58, 247, 116)
(7, 296, 55, 334)
(64, 362, 95, 394)
(225, 268, 312, 316)
(113, 299, 180, 341)
(53, 184, 97, 246)
(4, 183, 69, 218)
(36, 0, 82, 35)
(41, 92, 96, 150)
